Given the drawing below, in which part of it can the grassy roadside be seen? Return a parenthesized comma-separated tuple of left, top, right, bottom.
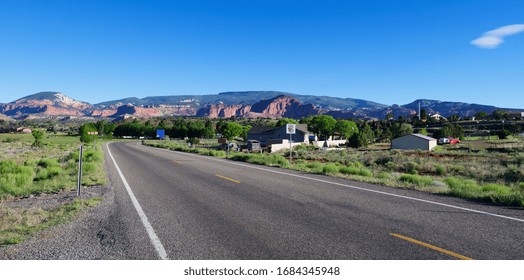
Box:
(0, 133, 107, 246)
(0, 134, 106, 200)
(0, 198, 101, 246)
(146, 140, 524, 207)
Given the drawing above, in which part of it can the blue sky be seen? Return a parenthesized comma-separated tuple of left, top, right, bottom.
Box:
(0, 0, 523, 108)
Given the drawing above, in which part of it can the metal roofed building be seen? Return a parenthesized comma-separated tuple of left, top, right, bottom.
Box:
(391, 133, 437, 151)
(247, 124, 312, 146)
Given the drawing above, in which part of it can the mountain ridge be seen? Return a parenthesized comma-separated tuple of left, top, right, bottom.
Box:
(1, 91, 522, 120)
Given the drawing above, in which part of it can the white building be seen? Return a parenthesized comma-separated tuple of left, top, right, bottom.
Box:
(391, 134, 437, 151)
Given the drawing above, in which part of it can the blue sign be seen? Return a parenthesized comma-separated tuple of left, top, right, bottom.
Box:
(156, 129, 165, 139)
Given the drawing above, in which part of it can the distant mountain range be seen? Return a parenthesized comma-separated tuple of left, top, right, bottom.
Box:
(0, 91, 522, 121)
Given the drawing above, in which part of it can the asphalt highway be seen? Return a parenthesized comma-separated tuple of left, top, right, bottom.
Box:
(103, 142, 524, 260)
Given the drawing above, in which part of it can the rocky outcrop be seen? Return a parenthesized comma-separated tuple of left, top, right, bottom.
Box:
(195, 95, 320, 119)
(248, 95, 320, 118)
(196, 104, 251, 118)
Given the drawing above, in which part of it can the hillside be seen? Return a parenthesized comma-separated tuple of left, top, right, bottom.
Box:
(403, 99, 522, 117)
(0, 92, 93, 119)
(1, 91, 522, 120)
(95, 91, 387, 111)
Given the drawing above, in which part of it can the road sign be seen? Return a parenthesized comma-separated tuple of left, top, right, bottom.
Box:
(286, 124, 296, 134)
(156, 129, 165, 139)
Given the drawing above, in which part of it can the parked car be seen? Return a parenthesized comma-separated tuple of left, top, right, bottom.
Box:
(449, 138, 461, 145)
(438, 137, 460, 145)
(438, 138, 449, 145)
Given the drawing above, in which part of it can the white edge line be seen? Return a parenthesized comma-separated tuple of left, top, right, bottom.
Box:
(106, 143, 169, 260)
(145, 144, 524, 223)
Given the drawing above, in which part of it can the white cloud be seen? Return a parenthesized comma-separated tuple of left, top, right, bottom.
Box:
(471, 24, 524, 49)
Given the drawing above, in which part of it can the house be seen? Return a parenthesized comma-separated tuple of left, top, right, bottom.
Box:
(429, 113, 447, 121)
(391, 134, 437, 151)
(16, 127, 32, 134)
(247, 124, 312, 147)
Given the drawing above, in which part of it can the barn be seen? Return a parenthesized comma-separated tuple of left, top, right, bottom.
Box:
(391, 134, 437, 151)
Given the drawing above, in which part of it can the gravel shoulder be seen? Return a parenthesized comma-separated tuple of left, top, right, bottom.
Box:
(0, 142, 157, 260)
(0, 185, 115, 259)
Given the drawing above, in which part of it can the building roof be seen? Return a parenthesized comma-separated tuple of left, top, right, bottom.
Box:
(248, 124, 312, 135)
(394, 133, 436, 142)
(248, 126, 278, 134)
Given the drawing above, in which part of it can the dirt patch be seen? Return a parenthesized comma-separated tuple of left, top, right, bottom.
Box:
(1, 186, 106, 211)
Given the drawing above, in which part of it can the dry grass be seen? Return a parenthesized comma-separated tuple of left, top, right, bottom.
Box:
(0, 198, 101, 245)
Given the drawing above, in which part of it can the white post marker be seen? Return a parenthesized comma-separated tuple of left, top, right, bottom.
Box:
(77, 145, 83, 196)
(286, 124, 296, 165)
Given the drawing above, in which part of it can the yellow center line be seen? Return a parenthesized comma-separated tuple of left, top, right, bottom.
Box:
(215, 174, 241, 184)
(390, 233, 473, 260)
(171, 160, 182, 164)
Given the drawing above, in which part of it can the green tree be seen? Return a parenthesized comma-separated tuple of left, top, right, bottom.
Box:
(418, 128, 428, 136)
(448, 115, 460, 122)
(475, 112, 488, 120)
(433, 123, 464, 139)
(275, 118, 299, 127)
(187, 120, 206, 138)
(170, 118, 188, 139)
(496, 129, 511, 140)
(203, 119, 216, 139)
(31, 129, 45, 148)
(334, 120, 358, 139)
(420, 109, 428, 121)
(96, 120, 115, 138)
(349, 123, 374, 148)
(309, 115, 337, 140)
(392, 123, 413, 138)
(79, 123, 98, 143)
(222, 122, 244, 140)
(492, 110, 507, 120)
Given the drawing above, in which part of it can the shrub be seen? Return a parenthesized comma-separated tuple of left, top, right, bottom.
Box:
(0, 160, 35, 197)
(435, 165, 447, 176)
(339, 165, 373, 177)
(306, 162, 324, 173)
(444, 177, 480, 199)
(83, 150, 104, 163)
(481, 184, 523, 205)
(34, 166, 61, 181)
(37, 158, 60, 168)
(399, 174, 433, 187)
(404, 161, 419, 174)
(323, 163, 339, 174)
(2, 137, 16, 143)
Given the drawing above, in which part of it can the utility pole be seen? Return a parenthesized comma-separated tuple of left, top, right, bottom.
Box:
(419, 102, 421, 121)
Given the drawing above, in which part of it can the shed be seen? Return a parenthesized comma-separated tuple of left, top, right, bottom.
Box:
(391, 134, 437, 151)
(16, 127, 32, 134)
(247, 140, 261, 152)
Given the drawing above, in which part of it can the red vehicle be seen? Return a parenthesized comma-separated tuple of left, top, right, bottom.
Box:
(438, 137, 461, 145)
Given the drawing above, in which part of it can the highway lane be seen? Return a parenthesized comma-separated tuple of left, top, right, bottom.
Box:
(105, 142, 524, 260)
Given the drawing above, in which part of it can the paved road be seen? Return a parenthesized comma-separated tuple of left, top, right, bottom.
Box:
(103, 142, 523, 260)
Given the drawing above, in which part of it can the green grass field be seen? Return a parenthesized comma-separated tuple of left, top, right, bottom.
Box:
(0, 133, 106, 200)
(0, 133, 106, 246)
